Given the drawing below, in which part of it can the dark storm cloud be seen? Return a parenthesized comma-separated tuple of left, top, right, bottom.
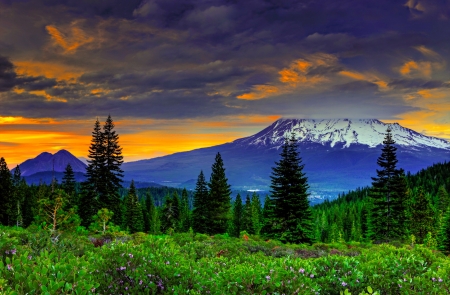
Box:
(0, 55, 17, 91)
(0, 55, 57, 92)
(1, 0, 450, 121)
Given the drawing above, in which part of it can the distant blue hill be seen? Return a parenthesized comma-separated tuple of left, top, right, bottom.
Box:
(13, 149, 86, 176)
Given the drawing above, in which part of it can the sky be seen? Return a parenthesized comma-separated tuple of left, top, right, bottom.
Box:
(1, 0, 450, 167)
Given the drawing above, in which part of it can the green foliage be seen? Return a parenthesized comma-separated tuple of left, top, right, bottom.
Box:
(89, 208, 114, 234)
(1, 226, 450, 294)
(267, 133, 313, 244)
(35, 189, 80, 234)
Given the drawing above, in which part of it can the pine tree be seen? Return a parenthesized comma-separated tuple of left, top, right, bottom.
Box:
(143, 191, 158, 234)
(251, 193, 263, 235)
(0, 157, 13, 225)
(231, 194, 243, 237)
(410, 187, 435, 243)
(179, 188, 191, 232)
(81, 119, 104, 225)
(242, 195, 253, 234)
(62, 164, 77, 205)
(124, 180, 143, 233)
(438, 208, 450, 253)
(207, 152, 232, 235)
(161, 192, 180, 233)
(260, 195, 275, 238)
(84, 119, 104, 194)
(369, 127, 407, 242)
(11, 165, 25, 227)
(437, 185, 449, 214)
(101, 115, 124, 225)
(192, 170, 209, 233)
(268, 134, 313, 244)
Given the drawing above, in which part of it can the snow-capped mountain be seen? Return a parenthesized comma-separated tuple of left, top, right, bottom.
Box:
(122, 118, 450, 201)
(234, 119, 450, 150)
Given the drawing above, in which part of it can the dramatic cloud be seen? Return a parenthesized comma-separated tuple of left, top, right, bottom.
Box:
(0, 0, 450, 165)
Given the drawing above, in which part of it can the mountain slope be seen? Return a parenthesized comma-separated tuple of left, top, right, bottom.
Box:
(15, 149, 87, 176)
(122, 118, 450, 198)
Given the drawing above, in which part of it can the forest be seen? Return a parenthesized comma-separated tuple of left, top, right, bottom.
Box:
(0, 116, 450, 294)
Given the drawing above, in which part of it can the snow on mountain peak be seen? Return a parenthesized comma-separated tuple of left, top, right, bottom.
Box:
(233, 118, 450, 150)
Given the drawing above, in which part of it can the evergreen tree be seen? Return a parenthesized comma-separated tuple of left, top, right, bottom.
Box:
(62, 164, 77, 205)
(11, 165, 25, 227)
(100, 115, 124, 225)
(267, 134, 313, 244)
(143, 191, 158, 234)
(410, 187, 435, 243)
(438, 208, 450, 253)
(207, 152, 232, 235)
(369, 128, 407, 241)
(124, 180, 143, 233)
(242, 195, 253, 234)
(192, 170, 209, 234)
(231, 193, 243, 237)
(179, 188, 191, 232)
(81, 119, 104, 225)
(260, 195, 275, 238)
(251, 193, 263, 235)
(161, 192, 180, 233)
(84, 119, 104, 194)
(0, 157, 13, 225)
(437, 185, 449, 214)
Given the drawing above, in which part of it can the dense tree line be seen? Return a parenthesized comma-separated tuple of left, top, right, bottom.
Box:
(312, 129, 450, 252)
(1, 119, 449, 254)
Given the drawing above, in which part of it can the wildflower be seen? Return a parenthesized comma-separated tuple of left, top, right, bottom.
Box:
(166, 261, 170, 265)
(342, 282, 347, 287)
(10, 249, 16, 255)
(129, 253, 133, 258)
(310, 274, 314, 278)
(266, 275, 271, 281)
(157, 280, 164, 290)
(120, 266, 126, 271)
(356, 279, 359, 283)
(27, 255, 32, 260)
(91, 288, 96, 292)
(398, 284, 402, 288)
(299, 268, 305, 273)
(139, 280, 143, 285)
(5, 250, 9, 254)
(7, 264, 12, 271)
(432, 277, 436, 282)
(439, 278, 443, 282)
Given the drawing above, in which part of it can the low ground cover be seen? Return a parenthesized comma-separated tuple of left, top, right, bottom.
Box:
(1, 226, 449, 294)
